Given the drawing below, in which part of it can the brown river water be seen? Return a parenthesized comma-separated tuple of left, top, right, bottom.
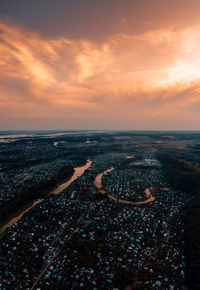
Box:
(94, 167, 155, 205)
(1, 161, 155, 233)
(0, 160, 92, 234)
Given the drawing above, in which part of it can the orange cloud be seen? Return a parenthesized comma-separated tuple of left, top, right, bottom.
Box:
(0, 19, 200, 129)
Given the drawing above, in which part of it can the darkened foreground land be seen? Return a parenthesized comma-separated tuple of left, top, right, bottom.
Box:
(0, 131, 200, 289)
(0, 165, 74, 228)
(156, 147, 200, 290)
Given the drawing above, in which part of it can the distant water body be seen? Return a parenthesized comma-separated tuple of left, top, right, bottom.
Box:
(0, 131, 107, 143)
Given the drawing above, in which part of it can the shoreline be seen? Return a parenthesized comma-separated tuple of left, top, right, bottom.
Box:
(94, 167, 156, 205)
(0, 160, 92, 233)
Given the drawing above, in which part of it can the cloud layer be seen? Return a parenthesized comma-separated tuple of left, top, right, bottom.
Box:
(0, 19, 200, 129)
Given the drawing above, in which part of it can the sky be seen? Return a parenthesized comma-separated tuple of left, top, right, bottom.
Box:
(0, 0, 200, 130)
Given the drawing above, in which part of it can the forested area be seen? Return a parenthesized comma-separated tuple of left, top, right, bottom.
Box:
(157, 149, 200, 289)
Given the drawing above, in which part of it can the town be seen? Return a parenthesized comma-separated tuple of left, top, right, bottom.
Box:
(0, 131, 200, 289)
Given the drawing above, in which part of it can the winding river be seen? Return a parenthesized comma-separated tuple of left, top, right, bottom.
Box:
(52, 160, 92, 195)
(94, 167, 155, 205)
(0, 159, 92, 234)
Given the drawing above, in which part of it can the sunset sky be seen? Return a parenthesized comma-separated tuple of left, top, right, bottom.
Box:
(0, 0, 200, 130)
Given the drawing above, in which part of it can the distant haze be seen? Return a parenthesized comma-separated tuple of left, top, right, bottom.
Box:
(0, 0, 200, 130)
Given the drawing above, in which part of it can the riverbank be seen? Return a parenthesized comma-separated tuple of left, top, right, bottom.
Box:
(0, 199, 43, 234)
(94, 168, 155, 205)
(0, 150, 192, 289)
(0, 160, 93, 233)
(0, 165, 75, 232)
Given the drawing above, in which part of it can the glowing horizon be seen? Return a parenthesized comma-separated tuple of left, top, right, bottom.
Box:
(0, 1, 200, 130)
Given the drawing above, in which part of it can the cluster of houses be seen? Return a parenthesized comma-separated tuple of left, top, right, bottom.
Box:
(0, 152, 191, 289)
